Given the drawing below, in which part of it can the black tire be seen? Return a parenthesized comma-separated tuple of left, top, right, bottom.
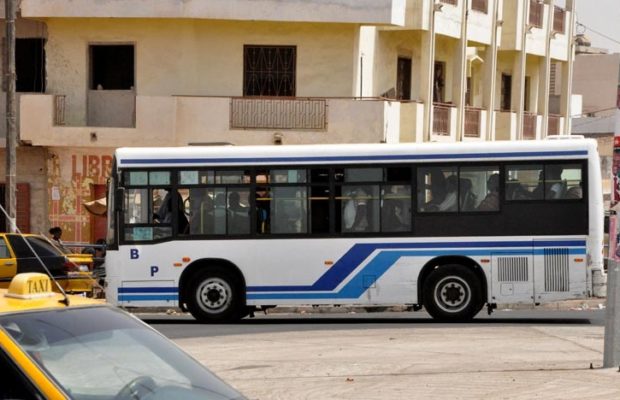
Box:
(186, 267, 245, 323)
(423, 264, 483, 322)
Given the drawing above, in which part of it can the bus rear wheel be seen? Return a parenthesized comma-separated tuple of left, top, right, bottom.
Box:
(186, 268, 244, 323)
(423, 264, 483, 322)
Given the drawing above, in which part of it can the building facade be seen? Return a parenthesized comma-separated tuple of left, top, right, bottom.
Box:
(0, 0, 576, 242)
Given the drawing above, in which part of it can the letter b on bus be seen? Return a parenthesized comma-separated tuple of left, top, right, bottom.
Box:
(130, 249, 139, 259)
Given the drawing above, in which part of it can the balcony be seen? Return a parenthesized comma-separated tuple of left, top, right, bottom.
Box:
(464, 107, 482, 138)
(230, 98, 326, 130)
(20, 95, 412, 147)
(547, 114, 563, 136)
(523, 112, 538, 140)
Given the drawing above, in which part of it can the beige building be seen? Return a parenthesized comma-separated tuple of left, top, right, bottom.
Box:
(0, 0, 576, 241)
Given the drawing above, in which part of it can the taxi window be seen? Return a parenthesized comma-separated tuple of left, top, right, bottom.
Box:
(0, 239, 10, 258)
(7, 236, 60, 258)
(0, 350, 41, 399)
(0, 307, 241, 399)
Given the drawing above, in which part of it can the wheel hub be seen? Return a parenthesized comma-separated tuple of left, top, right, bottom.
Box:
(197, 279, 231, 311)
(434, 276, 471, 313)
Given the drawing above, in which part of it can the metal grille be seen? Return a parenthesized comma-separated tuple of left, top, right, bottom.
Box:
(523, 113, 537, 140)
(464, 108, 481, 138)
(54, 95, 66, 126)
(440, 0, 458, 5)
(433, 104, 451, 136)
(544, 248, 570, 292)
(548, 115, 560, 136)
(497, 257, 529, 282)
(230, 97, 326, 130)
(553, 6, 565, 33)
(244, 45, 296, 97)
(529, 0, 544, 28)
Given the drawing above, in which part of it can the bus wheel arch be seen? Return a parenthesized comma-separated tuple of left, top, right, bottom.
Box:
(418, 256, 487, 321)
(179, 259, 247, 323)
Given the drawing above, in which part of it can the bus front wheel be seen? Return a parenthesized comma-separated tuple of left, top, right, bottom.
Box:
(423, 264, 483, 322)
(186, 268, 243, 323)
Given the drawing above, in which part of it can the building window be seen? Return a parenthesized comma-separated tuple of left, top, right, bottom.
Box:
(553, 6, 566, 34)
(529, 0, 544, 28)
(16, 38, 46, 92)
(433, 61, 446, 103)
(243, 45, 296, 97)
(472, 0, 488, 13)
(89, 44, 135, 90)
(439, 0, 458, 5)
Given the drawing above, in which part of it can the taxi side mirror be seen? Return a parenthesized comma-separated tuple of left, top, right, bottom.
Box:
(115, 187, 125, 212)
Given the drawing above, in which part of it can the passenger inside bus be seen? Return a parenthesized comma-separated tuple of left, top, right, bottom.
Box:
(477, 174, 500, 211)
(155, 189, 189, 234)
(436, 175, 458, 212)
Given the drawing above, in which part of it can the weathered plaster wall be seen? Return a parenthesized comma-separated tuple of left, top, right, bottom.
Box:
(47, 147, 114, 243)
(44, 19, 358, 126)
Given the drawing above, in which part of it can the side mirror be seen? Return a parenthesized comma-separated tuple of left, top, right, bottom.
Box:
(115, 187, 125, 212)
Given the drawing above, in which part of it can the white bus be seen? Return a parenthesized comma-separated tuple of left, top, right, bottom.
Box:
(105, 139, 604, 322)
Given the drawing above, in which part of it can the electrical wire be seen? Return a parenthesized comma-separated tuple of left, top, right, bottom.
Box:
(576, 21, 620, 48)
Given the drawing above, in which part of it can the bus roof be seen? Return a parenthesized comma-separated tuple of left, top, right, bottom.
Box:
(114, 138, 598, 170)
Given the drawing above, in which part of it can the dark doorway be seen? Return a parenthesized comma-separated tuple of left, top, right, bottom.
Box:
(501, 73, 512, 111)
(90, 45, 135, 90)
(396, 57, 412, 100)
(433, 61, 446, 103)
(16, 38, 46, 93)
(243, 45, 296, 97)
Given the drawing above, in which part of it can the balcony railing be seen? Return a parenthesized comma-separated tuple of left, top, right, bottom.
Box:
(548, 114, 560, 136)
(54, 95, 66, 126)
(523, 112, 537, 140)
(433, 103, 452, 136)
(230, 97, 327, 130)
(464, 108, 481, 138)
(553, 6, 565, 33)
(439, 0, 458, 5)
(471, 0, 488, 13)
(529, 0, 543, 28)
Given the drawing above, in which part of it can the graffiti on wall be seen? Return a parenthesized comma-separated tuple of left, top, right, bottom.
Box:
(48, 150, 113, 243)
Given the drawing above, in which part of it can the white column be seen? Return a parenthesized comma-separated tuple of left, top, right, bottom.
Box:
(422, 1, 438, 142)
(562, 0, 577, 135)
(455, 0, 469, 141)
(483, 0, 500, 141)
(540, 0, 555, 137)
(515, 0, 530, 140)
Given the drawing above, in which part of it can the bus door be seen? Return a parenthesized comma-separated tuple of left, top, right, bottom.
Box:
(490, 252, 534, 305)
(532, 239, 586, 303)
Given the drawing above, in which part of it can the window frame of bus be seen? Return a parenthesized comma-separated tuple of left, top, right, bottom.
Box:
(504, 161, 586, 203)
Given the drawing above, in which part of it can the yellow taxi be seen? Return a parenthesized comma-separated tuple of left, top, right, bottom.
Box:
(0, 233, 95, 295)
(0, 273, 245, 399)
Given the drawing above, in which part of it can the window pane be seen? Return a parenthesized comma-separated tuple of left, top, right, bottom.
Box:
(342, 168, 383, 183)
(545, 164, 582, 200)
(340, 185, 380, 233)
(149, 171, 170, 186)
(271, 187, 308, 234)
(506, 165, 543, 200)
(460, 166, 500, 212)
(386, 167, 412, 182)
(0, 239, 10, 258)
(271, 169, 307, 183)
(179, 171, 199, 185)
(125, 171, 148, 186)
(310, 186, 330, 234)
(124, 188, 149, 223)
(215, 170, 250, 184)
(228, 189, 250, 234)
(310, 168, 330, 183)
(382, 185, 411, 232)
(417, 167, 458, 212)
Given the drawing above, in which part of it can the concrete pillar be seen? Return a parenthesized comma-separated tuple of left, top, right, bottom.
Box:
(540, 0, 555, 138)
(483, 0, 500, 141)
(421, 2, 438, 142)
(515, 0, 530, 140)
(561, 0, 577, 134)
(604, 260, 620, 368)
(455, 0, 469, 141)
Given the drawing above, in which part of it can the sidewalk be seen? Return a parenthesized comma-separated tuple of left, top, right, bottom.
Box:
(175, 319, 620, 400)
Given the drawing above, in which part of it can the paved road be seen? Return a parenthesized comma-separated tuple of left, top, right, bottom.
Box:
(140, 309, 606, 339)
(140, 310, 618, 399)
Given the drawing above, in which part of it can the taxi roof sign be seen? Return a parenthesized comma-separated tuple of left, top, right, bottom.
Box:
(5, 273, 55, 299)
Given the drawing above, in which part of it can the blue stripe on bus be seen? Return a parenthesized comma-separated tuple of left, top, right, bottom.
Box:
(119, 150, 588, 165)
(247, 246, 586, 300)
(246, 240, 586, 293)
(118, 295, 178, 302)
(118, 287, 178, 293)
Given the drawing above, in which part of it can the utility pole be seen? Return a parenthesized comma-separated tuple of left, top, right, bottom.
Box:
(5, 0, 17, 233)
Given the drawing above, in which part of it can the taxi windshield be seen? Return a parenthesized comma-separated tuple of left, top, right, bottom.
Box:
(0, 306, 242, 400)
